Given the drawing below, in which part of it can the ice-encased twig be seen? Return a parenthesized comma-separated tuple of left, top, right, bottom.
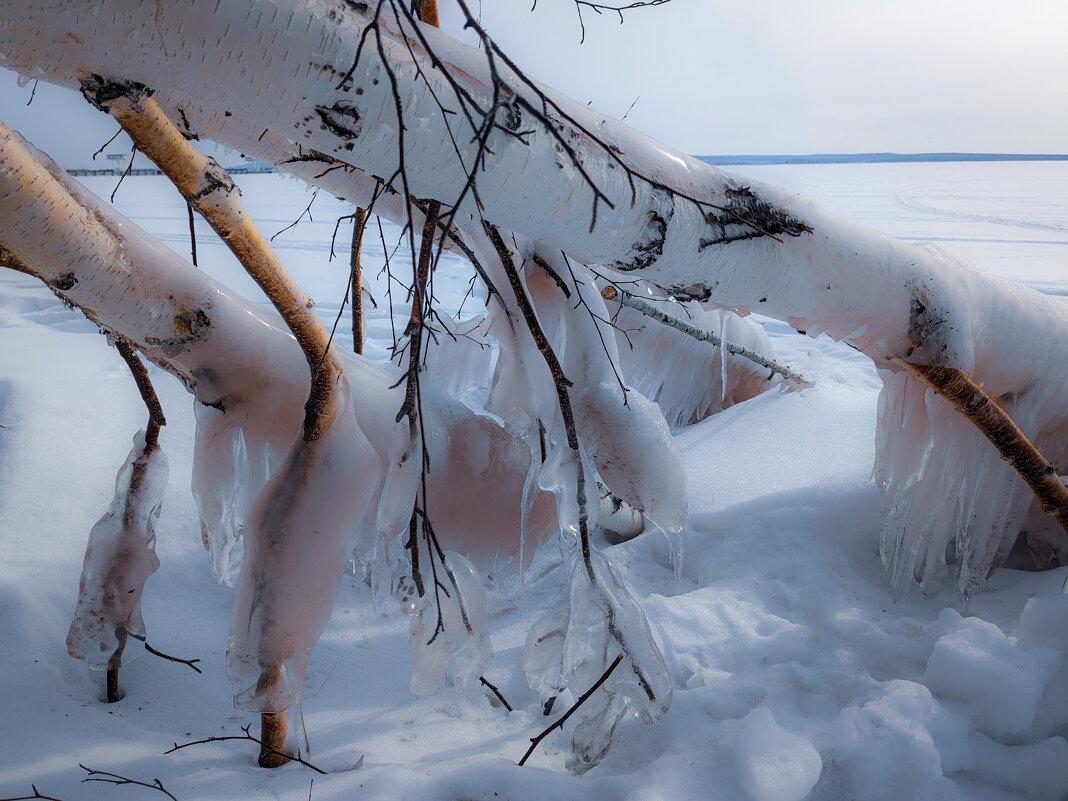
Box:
(67, 431, 168, 679)
(602, 284, 810, 386)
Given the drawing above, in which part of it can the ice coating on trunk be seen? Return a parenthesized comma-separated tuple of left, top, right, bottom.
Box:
(875, 367, 1065, 599)
(227, 384, 382, 712)
(405, 551, 492, 695)
(67, 431, 168, 670)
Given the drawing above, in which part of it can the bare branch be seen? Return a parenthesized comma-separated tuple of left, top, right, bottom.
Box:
(900, 361, 1068, 536)
(79, 765, 177, 801)
(518, 653, 624, 766)
(0, 785, 66, 801)
(165, 724, 327, 774)
(479, 676, 514, 712)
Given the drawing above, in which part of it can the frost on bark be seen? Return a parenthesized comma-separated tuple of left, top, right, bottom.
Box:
(1, 0, 1067, 772)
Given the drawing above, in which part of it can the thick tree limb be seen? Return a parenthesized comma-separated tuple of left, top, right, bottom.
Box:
(79, 77, 343, 443)
(900, 361, 1068, 535)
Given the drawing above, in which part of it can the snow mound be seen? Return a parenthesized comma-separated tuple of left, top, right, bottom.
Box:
(923, 609, 1058, 737)
(732, 707, 822, 801)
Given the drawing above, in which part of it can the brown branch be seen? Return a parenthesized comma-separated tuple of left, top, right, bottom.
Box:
(106, 667, 122, 703)
(165, 724, 327, 774)
(79, 765, 177, 801)
(517, 653, 624, 766)
(0, 786, 66, 801)
(479, 675, 514, 712)
(901, 361, 1068, 535)
(113, 338, 166, 450)
(417, 0, 440, 27)
(258, 711, 288, 769)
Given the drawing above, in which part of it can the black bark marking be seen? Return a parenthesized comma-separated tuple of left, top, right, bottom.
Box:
(906, 287, 952, 360)
(316, 101, 362, 141)
(51, 272, 78, 291)
(609, 188, 674, 272)
(699, 185, 812, 250)
(183, 158, 237, 203)
(79, 75, 153, 112)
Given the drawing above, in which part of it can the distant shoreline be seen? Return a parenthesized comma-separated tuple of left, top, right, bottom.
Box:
(698, 153, 1068, 166)
(66, 153, 1068, 176)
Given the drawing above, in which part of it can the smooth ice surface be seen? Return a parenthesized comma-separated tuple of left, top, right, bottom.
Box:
(2, 163, 1067, 801)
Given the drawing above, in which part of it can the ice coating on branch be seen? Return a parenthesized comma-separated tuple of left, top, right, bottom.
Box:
(609, 296, 782, 428)
(875, 366, 1067, 599)
(404, 551, 492, 695)
(574, 380, 687, 535)
(228, 384, 382, 712)
(523, 547, 672, 773)
(415, 312, 493, 404)
(376, 421, 423, 540)
(67, 431, 168, 670)
(192, 405, 286, 586)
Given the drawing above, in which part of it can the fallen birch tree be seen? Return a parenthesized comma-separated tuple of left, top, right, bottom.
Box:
(1, 0, 1066, 771)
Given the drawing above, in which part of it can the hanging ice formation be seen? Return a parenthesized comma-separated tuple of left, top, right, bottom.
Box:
(67, 431, 168, 672)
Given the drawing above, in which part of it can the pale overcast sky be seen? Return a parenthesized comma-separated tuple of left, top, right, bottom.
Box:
(1, 0, 1065, 166)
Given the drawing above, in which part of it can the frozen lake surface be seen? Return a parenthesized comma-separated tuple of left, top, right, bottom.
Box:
(0, 160, 1066, 801)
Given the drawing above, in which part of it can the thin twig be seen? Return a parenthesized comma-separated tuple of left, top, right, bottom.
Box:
(479, 676, 514, 712)
(271, 191, 318, 241)
(128, 633, 202, 673)
(109, 143, 136, 203)
(0, 785, 66, 801)
(518, 653, 624, 766)
(79, 765, 177, 801)
(165, 725, 327, 774)
(91, 128, 122, 161)
(113, 339, 167, 450)
(186, 202, 198, 268)
(487, 224, 655, 703)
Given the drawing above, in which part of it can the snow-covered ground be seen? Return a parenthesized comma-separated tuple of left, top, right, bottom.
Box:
(1, 161, 1066, 801)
